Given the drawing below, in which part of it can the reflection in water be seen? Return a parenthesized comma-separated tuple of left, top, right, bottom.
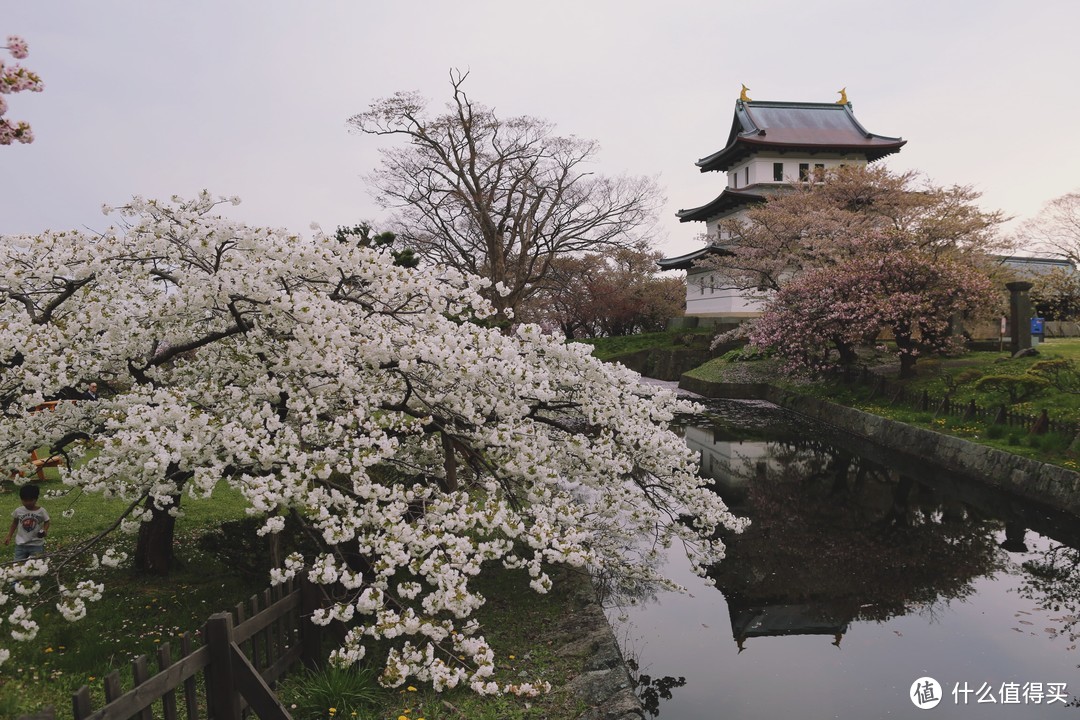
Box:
(615, 399, 1080, 718)
(627, 658, 687, 719)
(708, 435, 1004, 650)
(1017, 541, 1080, 647)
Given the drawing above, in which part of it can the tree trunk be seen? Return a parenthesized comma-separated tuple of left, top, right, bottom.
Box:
(134, 494, 181, 574)
(899, 354, 917, 378)
(834, 340, 857, 365)
(894, 329, 918, 378)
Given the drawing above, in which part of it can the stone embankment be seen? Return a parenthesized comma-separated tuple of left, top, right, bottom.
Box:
(679, 377, 1080, 518)
(554, 569, 643, 720)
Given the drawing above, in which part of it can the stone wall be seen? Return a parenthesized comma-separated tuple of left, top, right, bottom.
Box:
(608, 339, 743, 382)
(679, 376, 1080, 518)
(609, 347, 714, 382)
(552, 569, 643, 720)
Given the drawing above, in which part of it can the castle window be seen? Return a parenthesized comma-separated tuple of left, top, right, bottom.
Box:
(773, 162, 784, 181)
(799, 163, 810, 181)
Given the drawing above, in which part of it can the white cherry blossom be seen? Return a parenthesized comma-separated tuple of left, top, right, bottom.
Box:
(0, 192, 747, 685)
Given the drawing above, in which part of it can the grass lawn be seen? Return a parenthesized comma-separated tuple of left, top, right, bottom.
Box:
(685, 338, 1080, 470)
(277, 566, 592, 720)
(0, 475, 597, 720)
(0, 481, 259, 718)
(578, 328, 712, 361)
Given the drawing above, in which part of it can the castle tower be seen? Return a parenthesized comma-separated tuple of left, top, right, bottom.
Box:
(660, 90, 905, 320)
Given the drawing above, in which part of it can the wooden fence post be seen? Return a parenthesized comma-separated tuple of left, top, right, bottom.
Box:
(964, 400, 977, 420)
(1032, 409, 1049, 435)
(206, 613, 243, 720)
(156, 643, 178, 720)
(72, 687, 91, 720)
(921, 390, 929, 412)
(994, 405, 1007, 425)
(50, 580, 306, 720)
(131, 655, 152, 720)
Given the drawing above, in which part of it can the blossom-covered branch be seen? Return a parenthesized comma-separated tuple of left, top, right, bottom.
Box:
(1, 35, 43, 145)
(0, 193, 746, 691)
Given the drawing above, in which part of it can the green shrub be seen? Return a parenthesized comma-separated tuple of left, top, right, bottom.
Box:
(985, 424, 1005, 440)
(720, 345, 770, 363)
(974, 374, 1049, 404)
(277, 665, 387, 720)
(954, 368, 984, 386)
(1028, 358, 1080, 394)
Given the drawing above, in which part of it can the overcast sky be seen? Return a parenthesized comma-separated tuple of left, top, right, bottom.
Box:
(4, 1, 1079, 257)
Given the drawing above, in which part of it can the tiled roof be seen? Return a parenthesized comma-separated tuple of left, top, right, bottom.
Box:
(675, 187, 769, 223)
(697, 100, 905, 173)
(656, 244, 730, 271)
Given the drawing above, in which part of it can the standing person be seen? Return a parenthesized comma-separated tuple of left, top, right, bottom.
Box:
(82, 382, 98, 401)
(4, 484, 49, 561)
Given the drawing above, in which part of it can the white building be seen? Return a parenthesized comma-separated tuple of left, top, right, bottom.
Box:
(660, 91, 905, 322)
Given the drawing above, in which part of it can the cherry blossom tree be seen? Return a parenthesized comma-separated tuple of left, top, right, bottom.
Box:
(1, 35, 43, 145)
(0, 193, 746, 689)
(520, 245, 685, 339)
(749, 250, 997, 377)
(700, 165, 1007, 300)
(1029, 266, 1080, 321)
(348, 71, 664, 323)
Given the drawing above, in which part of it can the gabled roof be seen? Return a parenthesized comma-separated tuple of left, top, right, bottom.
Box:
(656, 244, 731, 271)
(675, 186, 770, 223)
(697, 100, 905, 173)
(996, 255, 1075, 275)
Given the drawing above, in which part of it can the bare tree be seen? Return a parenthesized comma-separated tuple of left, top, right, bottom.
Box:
(1018, 190, 1080, 265)
(348, 71, 664, 321)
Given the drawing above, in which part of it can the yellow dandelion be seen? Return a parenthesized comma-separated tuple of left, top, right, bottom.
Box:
(407, 686, 417, 692)
(398, 715, 408, 720)
(508, 655, 515, 660)
(44, 647, 53, 653)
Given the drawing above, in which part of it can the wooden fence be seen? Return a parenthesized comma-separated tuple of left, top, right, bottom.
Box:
(836, 365, 1079, 437)
(20, 577, 328, 720)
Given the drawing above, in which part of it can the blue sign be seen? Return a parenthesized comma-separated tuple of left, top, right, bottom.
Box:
(1031, 317, 1045, 335)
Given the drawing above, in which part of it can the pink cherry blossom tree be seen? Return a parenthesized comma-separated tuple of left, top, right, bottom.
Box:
(702, 165, 1007, 296)
(750, 251, 998, 377)
(0, 35, 43, 145)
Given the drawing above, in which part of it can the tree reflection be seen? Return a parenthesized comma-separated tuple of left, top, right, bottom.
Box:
(627, 658, 687, 719)
(709, 440, 1005, 646)
(1017, 541, 1080, 647)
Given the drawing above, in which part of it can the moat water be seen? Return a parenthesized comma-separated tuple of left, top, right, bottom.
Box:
(616, 399, 1080, 719)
